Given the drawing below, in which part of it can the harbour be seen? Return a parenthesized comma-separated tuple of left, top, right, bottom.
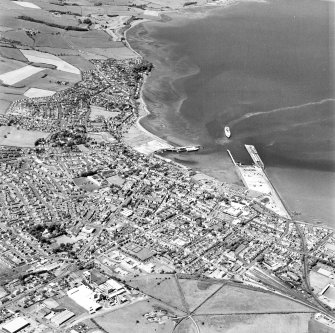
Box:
(228, 145, 291, 219)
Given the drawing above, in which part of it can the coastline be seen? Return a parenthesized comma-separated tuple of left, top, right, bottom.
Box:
(122, 0, 238, 153)
(121, 1, 334, 228)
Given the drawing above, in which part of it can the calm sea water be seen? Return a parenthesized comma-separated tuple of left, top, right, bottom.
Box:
(127, 0, 335, 225)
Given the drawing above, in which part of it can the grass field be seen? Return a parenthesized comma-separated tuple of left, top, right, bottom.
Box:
(126, 275, 187, 313)
(64, 30, 120, 49)
(93, 299, 176, 333)
(82, 46, 136, 60)
(194, 285, 313, 315)
(34, 33, 71, 49)
(0, 46, 28, 62)
(310, 271, 331, 294)
(90, 106, 119, 120)
(59, 55, 95, 71)
(57, 295, 87, 315)
(88, 132, 117, 143)
(191, 313, 313, 333)
(0, 126, 49, 147)
(178, 279, 222, 312)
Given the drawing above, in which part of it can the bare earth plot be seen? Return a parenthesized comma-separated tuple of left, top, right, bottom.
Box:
(93, 299, 176, 333)
(0, 126, 49, 147)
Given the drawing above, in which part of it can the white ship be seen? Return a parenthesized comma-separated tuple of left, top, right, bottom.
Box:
(224, 126, 231, 138)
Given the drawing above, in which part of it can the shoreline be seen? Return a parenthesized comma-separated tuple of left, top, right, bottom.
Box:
(122, 2, 334, 229)
(123, 0, 238, 152)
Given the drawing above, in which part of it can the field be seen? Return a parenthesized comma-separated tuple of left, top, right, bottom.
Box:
(0, 65, 44, 85)
(82, 47, 136, 59)
(90, 105, 119, 120)
(12, 1, 41, 9)
(0, 46, 28, 62)
(0, 126, 49, 147)
(178, 279, 222, 312)
(126, 275, 187, 313)
(188, 313, 313, 333)
(64, 30, 121, 49)
(93, 299, 176, 333)
(24, 87, 55, 98)
(88, 132, 117, 143)
(310, 270, 331, 294)
(33, 33, 71, 49)
(57, 295, 87, 315)
(59, 55, 96, 71)
(194, 284, 313, 315)
(21, 49, 81, 74)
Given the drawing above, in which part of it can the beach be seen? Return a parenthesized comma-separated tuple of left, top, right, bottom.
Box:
(125, 0, 335, 226)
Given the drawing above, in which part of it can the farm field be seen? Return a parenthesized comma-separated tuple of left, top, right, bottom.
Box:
(11, 1, 41, 9)
(0, 65, 45, 85)
(0, 46, 28, 62)
(93, 299, 176, 333)
(59, 55, 96, 71)
(21, 49, 81, 74)
(24, 87, 55, 98)
(0, 126, 49, 147)
(64, 30, 120, 49)
(82, 46, 136, 59)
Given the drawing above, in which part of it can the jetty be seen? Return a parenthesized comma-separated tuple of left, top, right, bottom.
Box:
(245, 144, 264, 169)
(227, 146, 291, 219)
(158, 145, 202, 153)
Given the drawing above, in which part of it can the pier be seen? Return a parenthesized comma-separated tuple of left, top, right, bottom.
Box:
(227, 146, 291, 219)
(245, 144, 264, 169)
(158, 145, 202, 153)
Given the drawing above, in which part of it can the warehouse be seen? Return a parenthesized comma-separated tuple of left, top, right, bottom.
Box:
(67, 285, 102, 314)
(2, 317, 29, 333)
(50, 310, 75, 326)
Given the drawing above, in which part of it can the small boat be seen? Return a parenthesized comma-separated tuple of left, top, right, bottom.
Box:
(224, 126, 231, 138)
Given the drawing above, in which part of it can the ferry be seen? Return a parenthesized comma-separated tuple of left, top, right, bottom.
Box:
(224, 126, 231, 138)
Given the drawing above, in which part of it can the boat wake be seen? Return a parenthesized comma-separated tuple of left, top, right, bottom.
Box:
(229, 98, 335, 127)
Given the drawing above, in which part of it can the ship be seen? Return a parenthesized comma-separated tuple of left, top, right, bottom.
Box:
(224, 126, 231, 138)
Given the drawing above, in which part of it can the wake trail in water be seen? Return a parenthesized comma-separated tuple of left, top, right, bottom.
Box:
(229, 98, 335, 126)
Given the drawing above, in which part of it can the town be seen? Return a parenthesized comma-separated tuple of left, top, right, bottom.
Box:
(0, 0, 334, 332)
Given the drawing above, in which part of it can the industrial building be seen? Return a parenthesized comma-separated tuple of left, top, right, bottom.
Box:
(2, 317, 29, 333)
(67, 285, 102, 314)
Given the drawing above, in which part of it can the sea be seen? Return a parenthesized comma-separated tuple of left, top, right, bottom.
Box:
(127, 0, 335, 226)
